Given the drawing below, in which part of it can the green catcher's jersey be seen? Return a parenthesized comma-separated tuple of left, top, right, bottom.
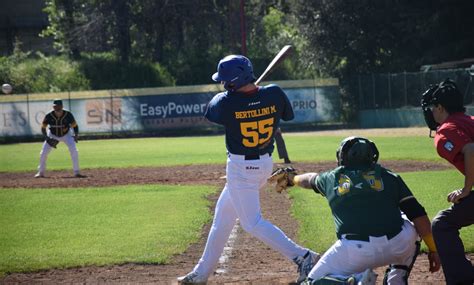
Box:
(311, 164, 414, 238)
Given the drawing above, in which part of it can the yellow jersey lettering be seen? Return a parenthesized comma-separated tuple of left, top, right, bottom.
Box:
(240, 117, 275, 147)
(363, 174, 384, 191)
(337, 174, 352, 196)
(234, 106, 277, 119)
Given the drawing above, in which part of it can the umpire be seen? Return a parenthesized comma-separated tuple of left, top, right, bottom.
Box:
(421, 79, 474, 285)
(35, 99, 84, 178)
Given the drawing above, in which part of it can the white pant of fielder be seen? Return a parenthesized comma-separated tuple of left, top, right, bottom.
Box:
(37, 130, 80, 175)
(190, 153, 308, 278)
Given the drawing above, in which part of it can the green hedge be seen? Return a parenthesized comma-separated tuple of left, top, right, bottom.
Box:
(0, 52, 175, 93)
(79, 53, 175, 89)
(0, 53, 89, 93)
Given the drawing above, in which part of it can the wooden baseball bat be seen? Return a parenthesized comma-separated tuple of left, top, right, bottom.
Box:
(255, 45, 293, 85)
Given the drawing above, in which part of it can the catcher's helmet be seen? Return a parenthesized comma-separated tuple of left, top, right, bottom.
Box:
(336, 136, 379, 169)
(212, 55, 256, 91)
(421, 78, 465, 131)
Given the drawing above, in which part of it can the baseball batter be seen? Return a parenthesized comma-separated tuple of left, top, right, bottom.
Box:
(275, 137, 440, 285)
(35, 99, 84, 178)
(177, 55, 319, 284)
(421, 79, 474, 285)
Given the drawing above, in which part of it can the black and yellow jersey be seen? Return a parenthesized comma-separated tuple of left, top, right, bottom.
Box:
(42, 110, 78, 137)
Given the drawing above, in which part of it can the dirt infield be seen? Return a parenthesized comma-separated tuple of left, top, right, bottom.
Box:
(0, 160, 451, 189)
(0, 160, 468, 284)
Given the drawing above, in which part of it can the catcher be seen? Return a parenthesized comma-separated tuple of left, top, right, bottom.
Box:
(35, 99, 85, 178)
(268, 136, 441, 284)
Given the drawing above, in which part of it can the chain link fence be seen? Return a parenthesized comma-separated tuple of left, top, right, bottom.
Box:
(355, 69, 474, 110)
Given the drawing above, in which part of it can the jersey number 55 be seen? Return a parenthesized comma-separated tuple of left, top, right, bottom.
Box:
(240, 118, 274, 147)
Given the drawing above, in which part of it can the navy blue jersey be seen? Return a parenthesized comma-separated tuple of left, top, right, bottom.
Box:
(205, 84, 294, 155)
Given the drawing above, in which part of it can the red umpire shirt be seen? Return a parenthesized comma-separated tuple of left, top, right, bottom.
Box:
(435, 112, 474, 174)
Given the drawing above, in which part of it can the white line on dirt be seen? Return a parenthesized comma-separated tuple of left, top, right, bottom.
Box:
(215, 221, 240, 274)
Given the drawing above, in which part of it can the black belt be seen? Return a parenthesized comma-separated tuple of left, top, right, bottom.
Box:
(227, 152, 271, 160)
(244, 153, 271, 160)
(245, 154, 260, 160)
(341, 228, 402, 242)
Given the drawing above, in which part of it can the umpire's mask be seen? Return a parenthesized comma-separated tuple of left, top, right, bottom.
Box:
(421, 78, 466, 135)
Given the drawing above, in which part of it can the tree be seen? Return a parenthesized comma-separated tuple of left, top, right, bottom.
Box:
(243, 0, 312, 79)
(112, 0, 132, 63)
(41, 0, 84, 59)
(293, 0, 474, 78)
(292, 0, 474, 121)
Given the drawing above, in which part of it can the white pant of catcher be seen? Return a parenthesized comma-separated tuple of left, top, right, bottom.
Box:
(190, 153, 308, 278)
(308, 219, 419, 284)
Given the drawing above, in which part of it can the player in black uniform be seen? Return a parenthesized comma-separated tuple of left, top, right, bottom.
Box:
(35, 99, 84, 178)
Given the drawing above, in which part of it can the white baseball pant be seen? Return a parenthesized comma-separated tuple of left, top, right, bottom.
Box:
(308, 219, 419, 285)
(191, 153, 308, 278)
(37, 129, 80, 175)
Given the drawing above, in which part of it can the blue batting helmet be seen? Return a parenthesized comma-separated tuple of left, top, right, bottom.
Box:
(212, 55, 256, 91)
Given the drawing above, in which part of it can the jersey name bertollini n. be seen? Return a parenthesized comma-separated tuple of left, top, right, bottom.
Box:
(234, 105, 277, 119)
(204, 84, 294, 155)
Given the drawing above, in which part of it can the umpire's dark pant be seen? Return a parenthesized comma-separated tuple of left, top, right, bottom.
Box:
(432, 192, 474, 285)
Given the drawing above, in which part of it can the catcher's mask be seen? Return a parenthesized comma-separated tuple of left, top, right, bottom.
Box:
(336, 136, 379, 169)
(212, 55, 256, 92)
(421, 78, 465, 136)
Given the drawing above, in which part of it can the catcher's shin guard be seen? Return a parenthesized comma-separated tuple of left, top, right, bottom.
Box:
(382, 240, 421, 285)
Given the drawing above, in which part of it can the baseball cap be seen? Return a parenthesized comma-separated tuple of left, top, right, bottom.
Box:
(53, 99, 63, 106)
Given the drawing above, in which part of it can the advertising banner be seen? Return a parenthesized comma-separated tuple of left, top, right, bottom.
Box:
(0, 80, 340, 137)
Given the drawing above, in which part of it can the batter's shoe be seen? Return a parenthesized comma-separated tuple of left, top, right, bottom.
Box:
(74, 173, 86, 178)
(357, 269, 377, 285)
(294, 250, 320, 284)
(34, 172, 44, 178)
(177, 272, 207, 284)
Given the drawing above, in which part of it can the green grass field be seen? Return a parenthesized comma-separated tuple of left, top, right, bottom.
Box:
(0, 133, 471, 277)
(0, 135, 442, 172)
(0, 185, 216, 276)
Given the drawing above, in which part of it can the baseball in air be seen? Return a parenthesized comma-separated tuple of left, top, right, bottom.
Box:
(2, 83, 12, 94)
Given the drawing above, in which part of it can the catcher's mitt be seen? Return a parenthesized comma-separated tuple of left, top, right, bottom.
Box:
(46, 137, 59, 148)
(267, 167, 298, 193)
